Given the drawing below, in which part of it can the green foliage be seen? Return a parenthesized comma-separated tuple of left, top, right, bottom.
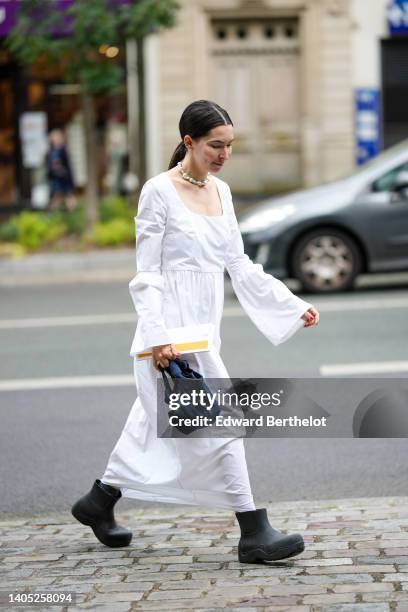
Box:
(6, 0, 180, 95)
(0, 198, 135, 253)
(0, 217, 19, 242)
(79, 62, 124, 96)
(9, 212, 67, 250)
(120, 0, 180, 38)
(61, 204, 86, 236)
(91, 218, 135, 246)
(99, 195, 134, 223)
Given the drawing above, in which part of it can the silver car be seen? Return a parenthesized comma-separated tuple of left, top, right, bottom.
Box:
(239, 139, 408, 293)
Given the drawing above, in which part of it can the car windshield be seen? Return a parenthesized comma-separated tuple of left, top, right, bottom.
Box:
(337, 139, 408, 180)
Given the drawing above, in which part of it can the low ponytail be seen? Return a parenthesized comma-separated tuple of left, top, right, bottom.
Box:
(168, 141, 186, 170)
(168, 100, 233, 170)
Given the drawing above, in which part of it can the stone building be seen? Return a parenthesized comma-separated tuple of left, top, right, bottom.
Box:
(145, 0, 407, 193)
(1, 0, 407, 210)
(145, 0, 355, 193)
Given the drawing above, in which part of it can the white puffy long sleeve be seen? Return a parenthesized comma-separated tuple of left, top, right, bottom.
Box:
(129, 181, 171, 352)
(224, 188, 312, 346)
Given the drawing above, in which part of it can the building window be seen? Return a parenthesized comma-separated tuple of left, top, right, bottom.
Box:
(211, 18, 298, 49)
(264, 26, 275, 38)
(236, 27, 247, 39)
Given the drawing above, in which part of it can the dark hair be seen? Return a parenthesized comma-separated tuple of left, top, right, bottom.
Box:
(168, 100, 233, 169)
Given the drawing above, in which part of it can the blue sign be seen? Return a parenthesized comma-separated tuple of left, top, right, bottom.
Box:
(387, 0, 408, 35)
(355, 89, 381, 166)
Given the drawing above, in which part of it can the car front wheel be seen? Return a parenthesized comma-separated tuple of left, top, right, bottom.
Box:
(291, 228, 362, 293)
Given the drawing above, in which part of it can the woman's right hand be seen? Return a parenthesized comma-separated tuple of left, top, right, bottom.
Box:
(152, 344, 180, 371)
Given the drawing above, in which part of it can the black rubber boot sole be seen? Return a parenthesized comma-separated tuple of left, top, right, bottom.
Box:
(71, 503, 132, 548)
(238, 535, 305, 563)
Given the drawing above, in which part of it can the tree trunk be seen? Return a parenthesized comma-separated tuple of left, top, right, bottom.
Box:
(137, 35, 146, 190)
(126, 38, 139, 210)
(82, 91, 98, 230)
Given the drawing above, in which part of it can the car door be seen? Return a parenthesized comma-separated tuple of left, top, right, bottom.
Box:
(352, 162, 408, 272)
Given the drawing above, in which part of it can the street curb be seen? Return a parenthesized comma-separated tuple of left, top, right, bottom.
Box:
(0, 249, 135, 286)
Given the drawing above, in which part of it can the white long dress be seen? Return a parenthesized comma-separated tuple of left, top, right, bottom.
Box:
(102, 172, 312, 511)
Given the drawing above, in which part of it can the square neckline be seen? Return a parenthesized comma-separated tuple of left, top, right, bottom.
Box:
(163, 172, 225, 218)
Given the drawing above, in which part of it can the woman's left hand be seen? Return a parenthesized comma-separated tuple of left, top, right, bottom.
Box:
(301, 305, 319, 328)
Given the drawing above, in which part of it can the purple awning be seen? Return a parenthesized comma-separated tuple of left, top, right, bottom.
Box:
(0, 0, 18, 37)
(0, 0, 131, 38)
(0, 0, 75, 37)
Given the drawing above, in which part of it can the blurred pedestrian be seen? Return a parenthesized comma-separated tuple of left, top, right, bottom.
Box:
(46, 129, 77, 211)
(71, 100, 320, 563)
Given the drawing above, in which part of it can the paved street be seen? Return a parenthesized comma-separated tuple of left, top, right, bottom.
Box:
(1, 265, 408, 611)
(1, 274, 408, 517)
(1, 496, 408, 611)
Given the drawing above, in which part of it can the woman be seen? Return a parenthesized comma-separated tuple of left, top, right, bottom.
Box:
(71, 100, 319, 563)
(46, 129, 77, 212)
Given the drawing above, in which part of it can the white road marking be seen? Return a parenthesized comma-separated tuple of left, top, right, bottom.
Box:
(0, 297, 408, 330)
(311, 297, 408, 312)
(224, 298, 408, 316)
(0, 375, 135, 392)
(320, 361, 408, 376)
(0, 313, 136, 329)
(3, 361, 408, 391)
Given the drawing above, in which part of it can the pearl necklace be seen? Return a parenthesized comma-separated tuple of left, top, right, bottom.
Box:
(177, 161, 210, 187)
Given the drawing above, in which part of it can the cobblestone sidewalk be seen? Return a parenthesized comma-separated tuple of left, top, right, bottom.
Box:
(1, 496, 408, 611)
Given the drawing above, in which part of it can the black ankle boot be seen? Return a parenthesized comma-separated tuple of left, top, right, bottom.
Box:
(235, 508, 304, 563)
(71, 479, 132, 548)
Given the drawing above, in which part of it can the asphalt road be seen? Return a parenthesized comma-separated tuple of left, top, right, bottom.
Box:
(1, 274, 408, 517)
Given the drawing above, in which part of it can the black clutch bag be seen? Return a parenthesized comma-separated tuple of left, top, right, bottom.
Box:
(160, 358, 220, 435)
